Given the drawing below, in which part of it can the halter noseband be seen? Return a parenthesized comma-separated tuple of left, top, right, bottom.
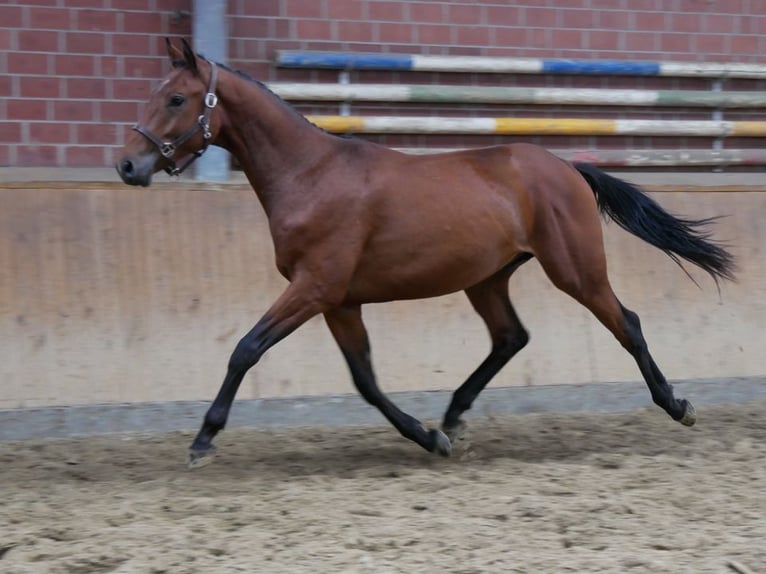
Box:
(133, 62, 219, 177)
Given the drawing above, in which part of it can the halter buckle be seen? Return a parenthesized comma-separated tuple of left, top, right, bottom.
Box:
(160, 142, 176, 158)
(204, 93, 218, 108)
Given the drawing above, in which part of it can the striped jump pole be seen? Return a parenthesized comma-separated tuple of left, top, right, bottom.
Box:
(269, 83, 766, 108)
(277, 51, 766, 79)
(306, 116, 766, 137)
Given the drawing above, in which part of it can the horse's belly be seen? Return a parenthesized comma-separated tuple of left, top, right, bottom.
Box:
(344, 241, 511, 303)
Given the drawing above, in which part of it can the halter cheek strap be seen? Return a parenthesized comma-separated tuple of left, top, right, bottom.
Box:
(133, 62, 219, 177)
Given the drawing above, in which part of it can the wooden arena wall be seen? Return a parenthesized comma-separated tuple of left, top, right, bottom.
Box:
(1, 184, 763, 408)
(2, 1, 766, 167)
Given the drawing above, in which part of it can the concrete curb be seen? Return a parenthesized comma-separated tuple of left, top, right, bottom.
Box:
(2, 377, 764, 441)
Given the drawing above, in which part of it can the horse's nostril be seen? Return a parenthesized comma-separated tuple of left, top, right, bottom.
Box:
(121, 159, 134, 175)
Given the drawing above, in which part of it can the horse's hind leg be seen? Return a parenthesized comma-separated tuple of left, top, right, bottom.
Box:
(535, 230, 695, 426)
(442, 259, 531, 441)
(324, 305, 452, 456)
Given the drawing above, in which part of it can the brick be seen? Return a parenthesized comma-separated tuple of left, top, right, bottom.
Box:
(54, 100, 96, 122)
(285, 0, 323, 18)
(77, 123, 117, 145)
(327, 0, 363, 20)
(368, 1, 405, 21)
(670, 12, 704, 33)
(376, 22, 414, 44)
(0, 6, 23, 28)
(416, 24, 452, 45)
(6, 0, 60, 5)
(238, 39, 265, 61)
(102, 101, 140, 123)
(18, 29, 60, 52)
(493, 26, 526, 48)
(66, 146, 107, 167)
(561, 8, 596, 28)
(123, 12, 166, 34)
(295, 19, 332, 40)
(99, 56, 122, 77)
(693, 34, 728, 55)
(660, 32, 691, 53)
(598, 10, 630, 30)
(230, 17, 271, 39)
(123, 56, 164, 79)
(448, 4, 485, 25)
(55, 53, 97, 76)
(76, 9, 117, 32)
(112, 79, 153, 100)
(273, 18, 290, 39)
(456, 25, 490, 46)
(240, 0, 280, 17)
(0, 122, 22, 144)
(634, 11, 666, 31)
(485, 6, 522, 27)
(729, 34, 759, 55)
(65, 0, 115, 9)
(29, 122, 71, 144)
(0, 29, 11, 51)
(18, 145, 59, 166)
(625, 31, 658, 52)
(67, 78, 107, 99)
(20, 76, 62, 98)
(525, 27, 550, 49)
(110, 0, 152, 9)
(66, 32, 106, 54)
(589, 30, 621, 51)
(677, 0, 717, 11)
(525, 7, 559, 28)
(28, 7, 71, 29)
(337, 20, 374, 43)
(552, 28, 585, 50)
(0, 76, 10, 99)
(112, 33, 156, 56)
(7, 99, 48, 121)
(8, 53, 50, 75)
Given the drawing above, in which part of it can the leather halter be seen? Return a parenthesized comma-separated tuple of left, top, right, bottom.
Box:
(133, 62, 219, 176)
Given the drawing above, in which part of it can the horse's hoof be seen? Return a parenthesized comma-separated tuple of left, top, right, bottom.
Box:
(678, 401, 696, 427)
(430, 429, 452, 457)
(187, 446, 217, 469)
(442, 420, 467, 443)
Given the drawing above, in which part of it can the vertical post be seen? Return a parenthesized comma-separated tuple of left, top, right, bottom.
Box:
(192, 0, 229, 182)
(711, 79, 723, 172)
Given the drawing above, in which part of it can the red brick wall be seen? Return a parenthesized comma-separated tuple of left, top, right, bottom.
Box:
(1, 1, 191, 168)
(2, 1, 765, 168)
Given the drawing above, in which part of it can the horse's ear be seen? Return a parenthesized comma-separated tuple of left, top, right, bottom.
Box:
(166, 38, 185, 68)
(180, 38, 199, 75)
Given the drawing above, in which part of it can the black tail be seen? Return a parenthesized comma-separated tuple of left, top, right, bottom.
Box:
(574, 162, 736, 285)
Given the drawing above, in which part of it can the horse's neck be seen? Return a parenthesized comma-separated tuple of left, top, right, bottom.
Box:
(216, 75, 332, 214)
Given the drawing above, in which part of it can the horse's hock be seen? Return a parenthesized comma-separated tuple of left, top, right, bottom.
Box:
(0, 180, 763, 409)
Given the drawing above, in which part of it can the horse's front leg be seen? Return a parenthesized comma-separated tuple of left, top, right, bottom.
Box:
(188, 275, 331, 468)
(324, 305, 452, 456)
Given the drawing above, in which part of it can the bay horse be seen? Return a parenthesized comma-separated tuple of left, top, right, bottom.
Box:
(117, 40, 735, 468)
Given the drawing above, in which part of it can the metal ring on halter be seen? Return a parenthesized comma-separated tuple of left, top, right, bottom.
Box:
(160, 142, 176, 158)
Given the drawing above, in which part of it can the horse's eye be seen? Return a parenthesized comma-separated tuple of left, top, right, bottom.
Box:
(169, 94, 185, 107)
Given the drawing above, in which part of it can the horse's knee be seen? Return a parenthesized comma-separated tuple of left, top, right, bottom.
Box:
(494, 326, 529, 359)
(228, 335, 264, 373)
(619, 305, 647, 354)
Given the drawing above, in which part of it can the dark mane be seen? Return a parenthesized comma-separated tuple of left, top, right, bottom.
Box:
(196, 55, 353, 140)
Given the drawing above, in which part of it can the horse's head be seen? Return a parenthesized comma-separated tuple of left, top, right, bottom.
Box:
(117, 38, 220, 186)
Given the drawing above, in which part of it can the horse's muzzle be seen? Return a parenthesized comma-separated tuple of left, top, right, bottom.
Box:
(116, 154, 156, 187)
